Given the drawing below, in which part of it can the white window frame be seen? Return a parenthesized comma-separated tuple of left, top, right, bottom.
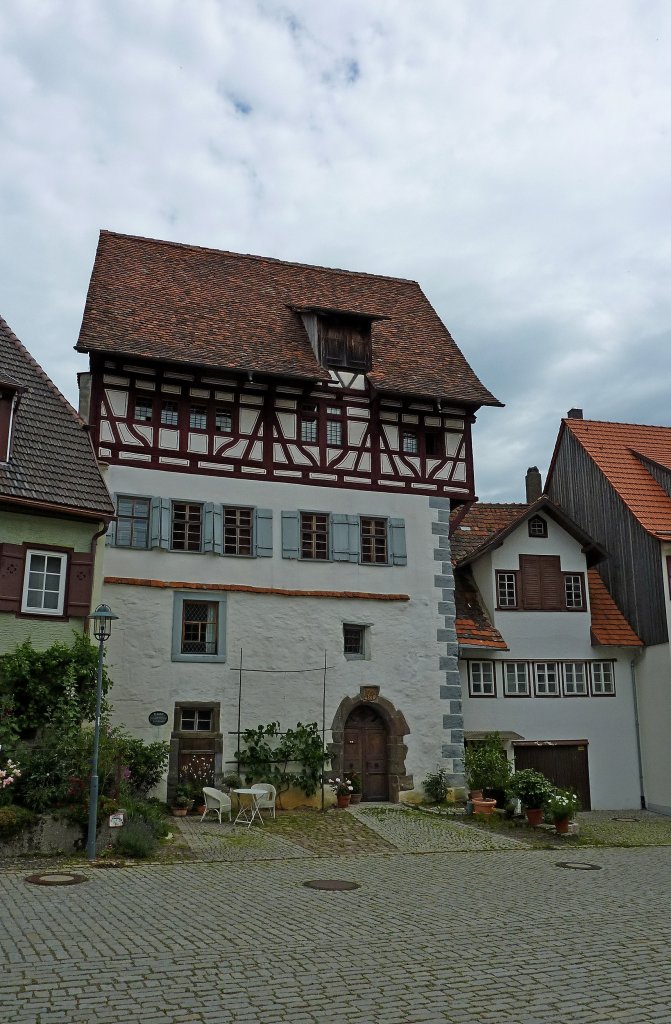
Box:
(497, 572, 517, 608)
(591, 661, 615, 696)
(564, 574, 584, 609)
(21, 549, 67, 617)
(468, 661, 496, 697)
(534, 662, 560, 696)
(563, 662, 588, 696)
(503, 662, 530, 696)
(171, 591, 227, 664)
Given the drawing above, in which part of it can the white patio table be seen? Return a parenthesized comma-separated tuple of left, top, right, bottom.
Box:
(233, 788, 264, 829)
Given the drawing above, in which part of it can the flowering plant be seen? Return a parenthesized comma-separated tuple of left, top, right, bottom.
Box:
(510, 769, 555, 810)
(328, 777, 353, 797)
(545, 788, 579, 822)
(0, 759, 21, 806)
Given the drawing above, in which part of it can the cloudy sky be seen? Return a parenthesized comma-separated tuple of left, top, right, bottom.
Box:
(1, 1, 669, 500)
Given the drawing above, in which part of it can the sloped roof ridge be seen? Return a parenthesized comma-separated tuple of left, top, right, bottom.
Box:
(99, 229, 421, 288)
(0, 315, 84, 429)
(564, 416, 671, 431)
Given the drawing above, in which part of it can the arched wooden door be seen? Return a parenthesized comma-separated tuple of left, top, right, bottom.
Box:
(344, 705, 389, 801)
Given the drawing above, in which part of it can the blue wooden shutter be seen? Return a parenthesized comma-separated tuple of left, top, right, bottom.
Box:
(254, 508, 273, 557)
(388, 518, 407, 565)
(150, 497, 172, 549)
(331, 514, 351, 561)
(203, 503, 223, 554)
(347, 515, 360, 562)
(281, 511, 300, 559)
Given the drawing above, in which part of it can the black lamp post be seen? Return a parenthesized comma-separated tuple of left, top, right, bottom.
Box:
(86, 603, 118, 861)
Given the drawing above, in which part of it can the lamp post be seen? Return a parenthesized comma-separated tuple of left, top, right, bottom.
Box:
(86, 603, 118, 861)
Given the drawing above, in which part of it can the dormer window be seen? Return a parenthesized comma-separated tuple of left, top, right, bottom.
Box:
(528, 515, 548, 538)
(0, 383, 20, 463)
(320, 314, 372, 371)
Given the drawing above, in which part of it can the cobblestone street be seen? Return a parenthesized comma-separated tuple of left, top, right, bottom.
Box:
(2, 811, 671, 1023)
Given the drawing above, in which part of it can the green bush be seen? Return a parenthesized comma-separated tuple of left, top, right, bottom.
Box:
(464, 733, 512, 794)
(0, 805, 36, 839)
(123, 799, 170, 840)
(423, 765, 451, 803)
(113, 818, 158, 859)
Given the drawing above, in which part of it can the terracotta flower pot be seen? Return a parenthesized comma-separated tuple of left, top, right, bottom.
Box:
(336, 794, 351, 808)
(471, 798, 497, 816)
(171, 807, 188, 817)
(469, 790, 484, 801)
(195, 804, 206, 815)
(525, 807, 544, 827)
(349, 793, 362, 805)
(554, 816, 571, 834)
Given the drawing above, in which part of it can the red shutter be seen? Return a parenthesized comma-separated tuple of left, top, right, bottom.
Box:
(0, 544, 26, 613)
(66, 552, 94, 618)
(519, 555, 542, 609)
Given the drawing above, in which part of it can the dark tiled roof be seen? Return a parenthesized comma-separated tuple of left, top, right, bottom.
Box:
(0, 316, 114, 518)
(557, 419, 671, 539)
(450, 503, 528, 564)
(587, 569, 642, 647)
(455, 569, 508, 650)
(76, 231, 501, 407)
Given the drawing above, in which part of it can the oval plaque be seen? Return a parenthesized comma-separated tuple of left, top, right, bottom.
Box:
(148, 711, 169, 726)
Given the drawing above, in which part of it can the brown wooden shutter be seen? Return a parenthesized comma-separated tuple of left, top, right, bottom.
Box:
(519, 554, 542, 609)
(66, 552, 94, 618)
(0, 544, 26, 613)
(539, 556, 564, 610)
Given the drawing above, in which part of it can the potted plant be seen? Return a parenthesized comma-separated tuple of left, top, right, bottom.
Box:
(510, 769, 555, 826)
(464, 734, 512, 814)
(545, 788, 579, 834)
(171, 785, 191, 817)
(329, 777, 353, 808)
(349, 773, 362, 805)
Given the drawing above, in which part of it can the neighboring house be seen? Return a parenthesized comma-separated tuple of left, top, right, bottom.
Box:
(452, 474, 643, 810)
(0, 316, 114, 653)
(75, 230, 499, 801)
(546, 412, 671, 815)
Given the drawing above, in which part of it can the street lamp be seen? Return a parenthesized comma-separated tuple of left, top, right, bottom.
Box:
(86, 603, 118, 861)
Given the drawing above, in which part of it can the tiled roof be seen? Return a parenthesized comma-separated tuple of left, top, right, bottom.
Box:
(450, 503, 528, 564)
(0, 316, 114, 518)
(587, 568, 642, 647)
(455, 569, 508, 650)
(76, 231, 501, 407)
(559, 419, 671, 539)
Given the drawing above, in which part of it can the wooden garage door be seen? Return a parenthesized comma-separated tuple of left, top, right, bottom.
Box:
(513, 742, 591, 810)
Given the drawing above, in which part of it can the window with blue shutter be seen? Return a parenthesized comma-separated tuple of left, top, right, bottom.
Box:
(254, 508, 273, 557)
(281, 511, 300, 559)
(203, 503, 224, 554)
(150, 497, 172, 549)
(331, 514, 360, 562)
(388, 518, 407, 565)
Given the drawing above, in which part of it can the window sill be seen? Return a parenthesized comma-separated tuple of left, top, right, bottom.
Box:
(171, 653, 227, 664)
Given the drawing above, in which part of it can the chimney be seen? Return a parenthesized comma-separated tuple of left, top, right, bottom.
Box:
(525, 466, 542, 503)
(567, 408, 583, 419)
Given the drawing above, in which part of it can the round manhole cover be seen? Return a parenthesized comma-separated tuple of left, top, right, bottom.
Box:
(556, 862, 602, 871)
(303, 879, 360, 891)
(611, 816, 638, 822)
(25, 873, 89, 887)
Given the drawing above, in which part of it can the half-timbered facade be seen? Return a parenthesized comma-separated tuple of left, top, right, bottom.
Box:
(76, 231, 499, 802)
(452, 488, 643, 810)
(546, 413, 671, 814)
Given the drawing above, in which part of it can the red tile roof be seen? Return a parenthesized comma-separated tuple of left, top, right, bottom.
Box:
(450, 503, 527, 564)
(559, 419, 671, 539)
(587, 569, 642, 647)
(455, 570, 508, 650)
(76, 231, 500, 406)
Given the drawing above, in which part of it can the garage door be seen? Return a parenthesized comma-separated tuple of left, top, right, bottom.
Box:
(513, 741, 591, 811)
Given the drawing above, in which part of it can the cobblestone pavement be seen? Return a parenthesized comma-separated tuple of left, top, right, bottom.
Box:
(353, 806, 531, 852)
(3, 844, 671, 1023)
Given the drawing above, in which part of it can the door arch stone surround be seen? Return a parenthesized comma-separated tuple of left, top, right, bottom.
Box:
(329, 687, 412, 802)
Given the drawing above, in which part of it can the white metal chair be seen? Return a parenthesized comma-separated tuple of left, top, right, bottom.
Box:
(251, 783, 276, 819)
(201, 787, 232, 824)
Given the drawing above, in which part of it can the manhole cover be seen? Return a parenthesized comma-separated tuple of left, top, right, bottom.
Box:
(556, 862, 602, 871)
(303, 879, 360, 891)
(25, 873, 89, 887)
(611, 816, 638, 822)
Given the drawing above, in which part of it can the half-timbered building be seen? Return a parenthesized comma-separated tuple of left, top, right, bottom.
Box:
(76, 230, 500, 802)
(546, 412, 671, 814)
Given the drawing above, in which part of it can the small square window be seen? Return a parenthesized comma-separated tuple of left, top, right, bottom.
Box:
(134, 398, 153, 422)
(591, 661, 615, 695)
(161, 401, 179, 426)
(503, 662, 529, 696)
(469, 661, 496, 696)
(224, 507, 253, 556)
(300, 512, 329, 559)
(564, 574, 584, 609)
(215, 408, 232, 433)
(171, 502, 203, 551)
(343, 623, 366, 659)
(190, 405, 208, 430)
(401, 431, 418, 455)
(360, 517, 388, 564)
(116, 496, 150, 548)
(180, 707, 213, 731)
(21, 550, 67, 616)
(563, 662, 588, 696)
(534, 662, 560, 696)
(497, 572, 517, 608)
(528, 516, 548, 538)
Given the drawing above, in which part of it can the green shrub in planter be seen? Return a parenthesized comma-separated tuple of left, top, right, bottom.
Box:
(113, 818, 157, 859)
(464, 733, 512, 795)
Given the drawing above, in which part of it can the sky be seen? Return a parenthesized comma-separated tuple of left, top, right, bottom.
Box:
(1, 0, 670, 501)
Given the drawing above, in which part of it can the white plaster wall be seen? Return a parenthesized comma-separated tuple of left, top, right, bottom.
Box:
(102, 466, 446, 796)
(635, 641, 671, 814)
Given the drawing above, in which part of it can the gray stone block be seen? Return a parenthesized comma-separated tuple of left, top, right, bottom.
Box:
(443, 714, 463, 729)
(429, 497, 452, 509)
(450, 700, 462, 714)
(440, 685, 461, 700)
(431, 521, 451, 535)
(436, 628, 457, 643)
(442, 743, 464, 758)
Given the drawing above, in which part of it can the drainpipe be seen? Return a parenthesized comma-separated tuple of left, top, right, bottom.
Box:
(630, 652, 646, 809)
(84, 520, 112, 637)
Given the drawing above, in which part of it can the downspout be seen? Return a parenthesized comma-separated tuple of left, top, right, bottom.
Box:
(630, 651, 646, 809)
(84, 520, 112, 637)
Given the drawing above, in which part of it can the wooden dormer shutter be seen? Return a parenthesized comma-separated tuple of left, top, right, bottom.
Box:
(0, 544, 25, 613)
(66, 552, 94, 618)
(519, 555, 563, 610)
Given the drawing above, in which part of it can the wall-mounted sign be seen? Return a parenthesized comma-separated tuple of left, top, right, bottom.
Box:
(148, 711, 169, 726)
(109, 812, 124, 828)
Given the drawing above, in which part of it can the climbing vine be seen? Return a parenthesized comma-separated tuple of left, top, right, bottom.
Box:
(237, 721, 326, 797)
